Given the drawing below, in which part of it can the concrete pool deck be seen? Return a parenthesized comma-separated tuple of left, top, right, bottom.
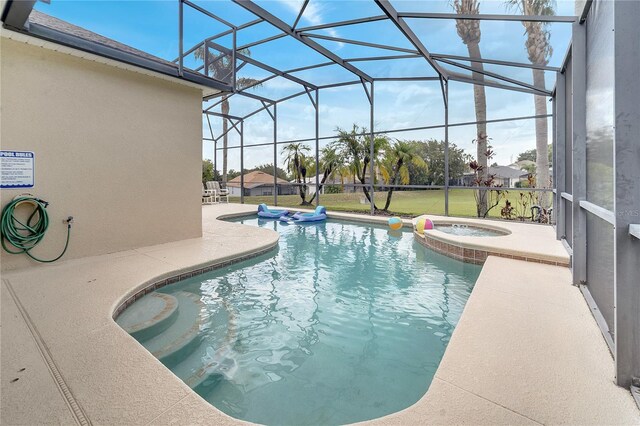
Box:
(2, 203, 638, 424)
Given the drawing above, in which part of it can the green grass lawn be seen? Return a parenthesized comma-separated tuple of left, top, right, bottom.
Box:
(232, 189, 552, 219)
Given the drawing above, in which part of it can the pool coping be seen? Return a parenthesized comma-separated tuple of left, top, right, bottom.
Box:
(2, 203, 635, 425)
(414, 229, 569, 267)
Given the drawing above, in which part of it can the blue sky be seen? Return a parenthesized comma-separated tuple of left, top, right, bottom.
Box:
(35, 0, 575, 170)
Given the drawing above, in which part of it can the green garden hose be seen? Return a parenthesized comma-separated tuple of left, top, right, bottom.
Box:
(1, 196, 72, 263)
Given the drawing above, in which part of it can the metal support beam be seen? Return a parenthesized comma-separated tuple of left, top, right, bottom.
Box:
(206, 110, 243, 121)
(235, 91, 276, 104)
(183, 0, 236, 28)
(226, 112, 552, 146)
(207, 40, 317, 89)
(205, 73, 277, 103)
(271, 104, 277, 206)
(237, 33, 287, 50)
(444, 81, 449, 216)
(436, 57, 549, 94)
(579, 201, 615, 225)
(212, 116, 243, 143)
(206, 60, 335, 105)
(315, 89, 320, 207)
(360, 78, 372, 104)
(1, 0, 36, 30)
(285, 61, 334, 73)
(345, 53, 422, 62)
(448, 72, 550, 96)
(240, 120, 244, 204)
(555, 71, 566, 240)
(296, 15, 388, 32)
(205, 113, 217, 176)
(234, 55, 314, 89)
(439, 77, 448, 109)
(262, 101, 275, 120)
(579, 0, 594, 24)
(571, 22, 587, 288)
(233, 0, 373, 82)
(613, 0, 640, 389)
(305, 87, 317, 109)
(292, 0, 309, 30)
(317, 80, 361, 90)
(397, 11, 576, 23)
(373, 0, 448, 79)
(205, 18, 262, 43)
(431, 53, 560, 72)
(206, 113, 214, 140)
(274, 88, 309, 104)
(369, 81, 375, 215)
(178, 0, 184, 77)
(301, 32, 420, 55)
(373, 77, 440, 82)
(232, 29, 237, 89)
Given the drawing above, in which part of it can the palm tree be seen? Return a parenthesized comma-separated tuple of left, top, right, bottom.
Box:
(282, 143, 311, 205)
(332, 125, 388, 210)
(506, 0, 554, 206)
(196, 46, 261, 184)
(453, 0, 489, 217)
(308, 146, 342, 204)
(379, 141, 428, 212)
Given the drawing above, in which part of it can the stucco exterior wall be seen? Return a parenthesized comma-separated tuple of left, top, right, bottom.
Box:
(1, 38, 203, 271)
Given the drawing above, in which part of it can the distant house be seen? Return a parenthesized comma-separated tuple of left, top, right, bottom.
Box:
(462, 165, 529, 187)
(303, 174, 348, 195)
(227, 171, 296, 197)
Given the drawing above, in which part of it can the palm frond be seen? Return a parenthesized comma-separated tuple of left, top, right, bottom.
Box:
(399, 166, 410, 185)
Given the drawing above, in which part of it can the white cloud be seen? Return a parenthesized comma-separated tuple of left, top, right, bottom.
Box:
(274, 0, 344, 48)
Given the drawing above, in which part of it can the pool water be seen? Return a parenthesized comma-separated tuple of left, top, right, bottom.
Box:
(435, 224, 506, 237)
(118, 217, 480, 425)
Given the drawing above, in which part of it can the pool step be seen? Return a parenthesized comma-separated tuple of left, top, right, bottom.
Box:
(116, 293, 179, 341)
(169, 304, 236, 394)
(138, 291, 206, 363)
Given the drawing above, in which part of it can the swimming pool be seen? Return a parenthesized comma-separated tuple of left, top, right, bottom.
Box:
(117, 217, 480, 425)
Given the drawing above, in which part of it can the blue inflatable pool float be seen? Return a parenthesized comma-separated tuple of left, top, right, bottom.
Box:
(257, 203, 289, 219)
(281, 206, 327, 223)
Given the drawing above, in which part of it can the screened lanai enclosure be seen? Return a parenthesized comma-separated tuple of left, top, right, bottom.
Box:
(194, 0, 569, 220)
(3, 0, 638, 401)
(190, 1, 639, 394)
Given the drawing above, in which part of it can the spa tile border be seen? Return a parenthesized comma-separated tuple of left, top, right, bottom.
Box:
(112, 243, 276, 320)
(416, 231, 569, 267)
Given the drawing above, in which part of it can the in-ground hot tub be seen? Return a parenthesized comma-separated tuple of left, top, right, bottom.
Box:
(434, 223, 509, 237)
(414, 217, 513, 264)
(413, 216, 568, 267)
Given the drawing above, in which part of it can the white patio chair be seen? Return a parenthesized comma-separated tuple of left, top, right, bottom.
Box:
(212, 181, 229, 203)
(202, 183, 214, 204)
(205, 181, 219, 203)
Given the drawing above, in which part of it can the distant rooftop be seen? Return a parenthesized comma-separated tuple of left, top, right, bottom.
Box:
(227, 171, 290, 188)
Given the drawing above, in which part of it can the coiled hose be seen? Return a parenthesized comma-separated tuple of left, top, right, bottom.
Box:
(1, 196, 72, 263)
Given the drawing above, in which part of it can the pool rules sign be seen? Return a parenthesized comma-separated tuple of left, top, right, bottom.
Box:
(0, 151, 35, 189)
